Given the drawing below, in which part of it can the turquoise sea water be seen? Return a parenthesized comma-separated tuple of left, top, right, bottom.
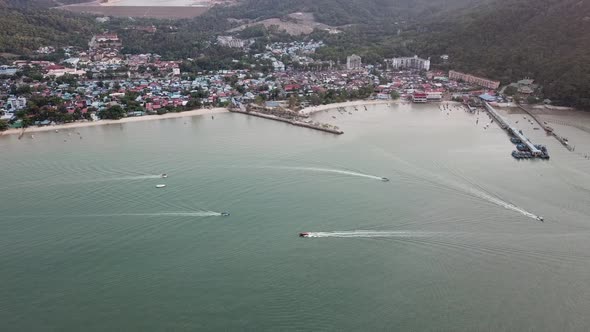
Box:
(1, 103, 590, 331)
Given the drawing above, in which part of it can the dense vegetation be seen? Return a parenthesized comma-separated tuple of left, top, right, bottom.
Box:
(0, 8, 97, 55)
(411, 0, 590, 108)
(1, 0, 589, 108)
(214, 0, 485, 26)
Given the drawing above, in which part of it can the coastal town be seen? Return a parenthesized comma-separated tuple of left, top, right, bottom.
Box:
(0, 32, 550, 136)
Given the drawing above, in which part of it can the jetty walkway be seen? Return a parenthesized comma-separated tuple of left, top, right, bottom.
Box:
(484, 102, 545, 157)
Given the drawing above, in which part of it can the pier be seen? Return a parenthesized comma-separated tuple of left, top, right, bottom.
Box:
(229, 100, 343, 135)
(484, 102, 548, 159)
(517, 104, 574, 151)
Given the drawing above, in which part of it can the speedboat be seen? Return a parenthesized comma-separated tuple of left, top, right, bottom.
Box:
(299, 232, 310, 238)
(221, 212, 230, 216)
(381, 177, 390, 182)
(156, 184, 166, 188)
(161, 174, 168, 178)
(537, 216, 544, 222)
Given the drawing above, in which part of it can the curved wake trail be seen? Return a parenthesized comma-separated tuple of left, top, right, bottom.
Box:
(305, 230, 441, 238)
(5, 211, 224, 218)
(463, 187, 540, 220)
(78, 211, 224, 217)
(369, 146, 543, 221)
(270, 166, 385, 181)
(0, 174, 163, 190)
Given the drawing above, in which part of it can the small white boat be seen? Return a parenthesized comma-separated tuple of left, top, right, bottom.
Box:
(156, 184, 166, 188)
(161, 174, 168, 178)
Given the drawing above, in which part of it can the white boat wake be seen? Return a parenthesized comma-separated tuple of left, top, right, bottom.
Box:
(269, 166, 386, 181)
(304, 230, 439, 238)
(464, 187, 541, 220)
(80, 211, 224, 217)
(4, 211, 226, 219)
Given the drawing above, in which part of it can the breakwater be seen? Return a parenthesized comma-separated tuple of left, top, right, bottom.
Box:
(229, 108, 343, 135)
(517, 104, 574, 151)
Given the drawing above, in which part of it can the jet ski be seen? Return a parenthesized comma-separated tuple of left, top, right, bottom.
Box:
(536, 216, 544, 222)
(221, 212, 230, 216)
(299, 232, 310, 238)
(381, 177, 390, 182)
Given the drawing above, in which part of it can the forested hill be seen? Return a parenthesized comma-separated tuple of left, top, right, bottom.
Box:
(0, 0, 90, 8)
(214, 0, 486, 26)
(410, 0, 590, 107)
(0, 7, 97, 55)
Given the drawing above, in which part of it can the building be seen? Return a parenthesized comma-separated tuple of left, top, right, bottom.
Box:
(217, 36, 245, 48)
(346, 54, 362, 70)
(508, 78, 537, 95)
(0, 65, 19, 76)
(426, 92, 442, 102)
(449, 70, 500, 89)
(89, 34, 122, 50)
(411, 92, 428, 103)
(389, 55, 431, 71)
(45, 66, 86, 77)
(272, 61, 285, 72)
(6, 96, 27, 111)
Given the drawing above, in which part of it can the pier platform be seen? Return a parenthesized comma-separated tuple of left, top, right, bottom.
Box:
(484, 102, 547, 158)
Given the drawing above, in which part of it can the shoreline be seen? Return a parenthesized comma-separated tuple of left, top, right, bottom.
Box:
(299, 99, 398, 115)
(1, 108, 228, 136)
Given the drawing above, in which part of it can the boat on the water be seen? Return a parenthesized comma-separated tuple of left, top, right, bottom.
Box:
(161, 174, 168, 178)
(381, 177, 390, 182)
(537, 216, 544, 222)
(221, 212, 230, 216)
(156, 184, 166, 188)
(299, 232, 310, 238)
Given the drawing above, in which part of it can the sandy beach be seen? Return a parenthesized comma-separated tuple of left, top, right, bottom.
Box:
(299, 99, 397, 115)
(1, 108, 228, 136)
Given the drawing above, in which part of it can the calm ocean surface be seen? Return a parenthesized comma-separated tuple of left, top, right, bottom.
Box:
(1, 103, 590, 331)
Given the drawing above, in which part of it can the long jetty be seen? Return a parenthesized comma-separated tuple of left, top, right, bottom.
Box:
(516, 104, 573, 151)
(484, 102, 543, 156)
(229, 108, 344, 135)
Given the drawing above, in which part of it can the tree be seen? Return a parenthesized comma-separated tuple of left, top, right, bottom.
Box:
(527, 96, 539, 104)
(98, 105, 125, 120)
(504, 86, 518, 96)
(254, 95, 266, 105)
(288, 95, 299, 109)
(390, 90, 400, 100)
(0, 119, 9, 132)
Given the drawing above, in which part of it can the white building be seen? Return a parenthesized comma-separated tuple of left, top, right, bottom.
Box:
(217, 36, 245, 48)
(272, 61, 285, 72)
(6, 96, 27, 111)
(346, 54, 362, 70)
(389, 55, 430, 71)
(46, 68, 86, 78)
(0, 65, 18, 76)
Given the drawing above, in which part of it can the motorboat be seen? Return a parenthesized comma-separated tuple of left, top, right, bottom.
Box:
(161, 174, 168, 178)
(381, 177, 390, 182)
(156, 184, 166, 188)
(221, 212, 230, 216)
(299, 232, 310, 238)
(537, 216, 544, 222)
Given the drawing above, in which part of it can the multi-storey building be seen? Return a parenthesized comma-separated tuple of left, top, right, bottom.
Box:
(346, 54, 362, 70)
(448, 70, 500, 89)
(389, 55, 431, 71)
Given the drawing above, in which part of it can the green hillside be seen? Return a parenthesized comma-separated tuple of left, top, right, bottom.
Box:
(413, 0, 590, 107)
